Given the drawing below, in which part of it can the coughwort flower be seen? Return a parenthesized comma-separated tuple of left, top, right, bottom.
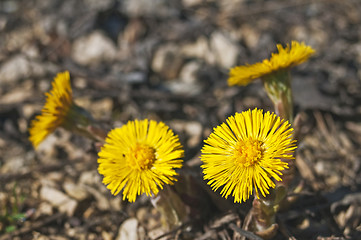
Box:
(29, 71, 73, 148)
(97, 119, 184, 202)
(200, 109, 297, 203)
(228, 41, 315, 86)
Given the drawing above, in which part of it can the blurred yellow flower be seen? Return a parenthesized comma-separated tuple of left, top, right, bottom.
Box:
(201, 109, 296, 203)
(29, 71, 73, 148)
(228, 41, 315, 86)
(98, 119, 184, 202)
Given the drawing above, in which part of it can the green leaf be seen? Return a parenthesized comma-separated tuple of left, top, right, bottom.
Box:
(10, 213, 26, 221)
(5, 225, 16, 233)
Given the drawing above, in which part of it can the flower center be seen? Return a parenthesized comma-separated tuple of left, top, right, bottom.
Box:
(234, 139, 264, 167)
(128, 143, 156, 170)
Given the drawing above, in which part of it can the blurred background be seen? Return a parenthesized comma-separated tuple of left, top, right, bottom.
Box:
(0, 0, 361, 239)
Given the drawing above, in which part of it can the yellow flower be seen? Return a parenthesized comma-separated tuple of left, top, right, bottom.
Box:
(228, 41, 315, 86)
(97, 119, 184, 202)
(200, 109, 296, 203)
(29, 71, 73, 148)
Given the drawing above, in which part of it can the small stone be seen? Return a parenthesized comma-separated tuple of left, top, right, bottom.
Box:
(0, 192, 6, 205)
(179, 61, 201, 84)
(63, 182, 89, 201)
(116, 218, 139, 240)
(210, 31, 239, 69)
(66, 228, 76, 238)
(119, 19, 146, 46)
(148, 227, 166, 240)
(83, 205, 96, 219)
(151, 43, 183, 80)
(184, 121, 202, 137)
(0, 80, 33, 104)
(240, 25, 260, 49)
(79, 170, 102, 186)
(73, 77, 87, 89)
(22, 103, 40, 119)
(102, 231, 113, 240)
(0, 156, 26, 174)
(0, 136, 5, 148)
(164, 81, 202, 96)
(22, 44, 40, 58)
(181, 37, 215, 64)
(136, 207, 148, 224)
(297, 218, 310, 230)
(72, 31, 117, 66)
(185, 121, 202, 146)
(37, 202, 54, 216)
(2, 0, 18, 13)
(122, 0, 177, 17)
(0, 16, 6, 31)
(182, 0, 203, 7)
(217, 101, 232, 122)
(36, 130, 71, 159)
(83, 185, 110, 211)
(110, 197, 122, 211)
(83, 0, 113, 10)
(38, 78, 51, 92)
(168, 120, 185, 133)
(218, 0, 244, 13)
(164, 61, 203, 96)
(168, 120, 202, 148)
(314, 161, 325, 175)
(89, 98, 113, 120)
(289, 25, 308, 43)
(44, 172, 64, 182)
(74, 96, 92, 109)
(0, 55, 30, 85)
(40, 186, 77, 216)
(293, 76, 337, 111)
(326, 174, 341, 188)
(123, 72, 146, 84)
(5, 28, 33, 52)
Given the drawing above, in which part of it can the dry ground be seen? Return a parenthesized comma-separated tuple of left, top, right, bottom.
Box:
(1, 0, 361, 239)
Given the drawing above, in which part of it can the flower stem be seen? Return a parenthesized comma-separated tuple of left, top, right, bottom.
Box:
(262, 70, 293, 123)
(63, 104, 107, 143)
(250, 70, 296, 238)
(249, 186, 286, 239)
(150, 185, 188, 230)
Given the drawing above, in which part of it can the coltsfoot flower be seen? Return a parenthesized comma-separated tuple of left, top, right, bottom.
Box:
(29, 71, 73, 148)
(97, 119, 184, 202)
(201, 109, 297, 203)
(228, 41, 315, 86)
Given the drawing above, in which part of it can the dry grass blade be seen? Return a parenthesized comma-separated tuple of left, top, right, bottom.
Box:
(229, 223, 263, 240)
(0, 213, 64, 240)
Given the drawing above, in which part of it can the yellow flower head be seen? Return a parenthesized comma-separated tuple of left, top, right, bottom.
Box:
(201, 109, 296, 203)
(228, 41, 315, 86)
(29, 71, 73, 148)
(97, 119, 184, 202)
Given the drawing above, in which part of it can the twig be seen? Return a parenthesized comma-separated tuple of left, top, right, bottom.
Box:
(295, 152, 324, 191)
(218, 0, 330, 20)
(151, 222, 189, 240)
(0, 158, 85, 184)
(0, 163, 66, 183)
(0, 212, 65, 240)
(229, 223, 263, 240)
(276, 215, 296, 240)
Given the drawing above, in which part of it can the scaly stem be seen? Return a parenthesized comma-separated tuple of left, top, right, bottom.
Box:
(63, 104, 107, 143)
(246, 70, 295, 238)
(150, 185, 188, 230)
(249, 186, 287, 239)
(262, 70, 296, 188)
(262, 70, 293, 124)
